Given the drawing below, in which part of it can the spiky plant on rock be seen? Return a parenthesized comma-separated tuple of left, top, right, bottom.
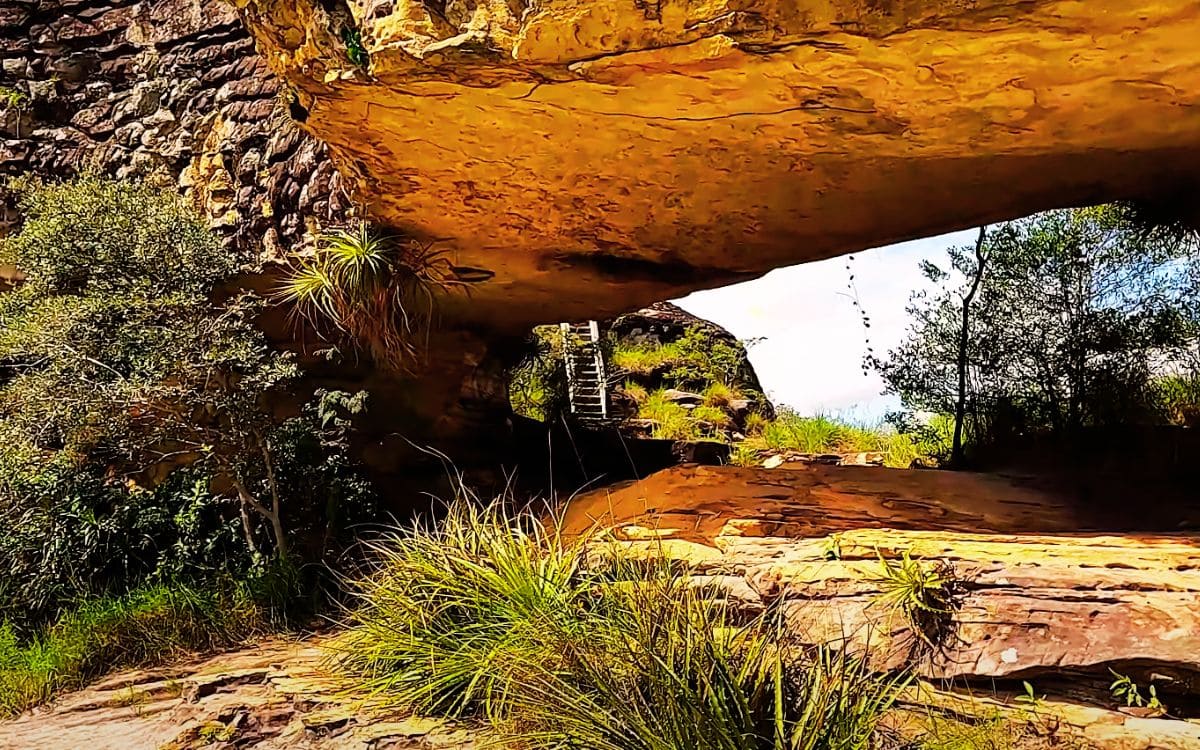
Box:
(280, 223, 460, 372)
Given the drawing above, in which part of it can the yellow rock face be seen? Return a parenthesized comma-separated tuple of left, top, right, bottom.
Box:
(237, 0, 1200, 328)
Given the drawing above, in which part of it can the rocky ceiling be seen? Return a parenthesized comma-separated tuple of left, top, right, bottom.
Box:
(233, 0, 1200, 329)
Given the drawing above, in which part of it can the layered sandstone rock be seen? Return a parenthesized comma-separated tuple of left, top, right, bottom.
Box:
(234, 0, 1200, 328)
(0, 0, 352, 263)
(0, 640, 477, 750)
(568, 464, 1200, 748)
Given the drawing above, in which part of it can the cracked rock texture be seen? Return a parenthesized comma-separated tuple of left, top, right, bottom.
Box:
(566, 464, 1200, 748)
(0, 0, 350, 263)
(236, 0, 1200, 328)
(0, 639, 477, 750)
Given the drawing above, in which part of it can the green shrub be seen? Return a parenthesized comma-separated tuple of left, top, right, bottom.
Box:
(611, 327, 753, 391)
(1155, 374, 1200, 425)
(637, 390, 699, 440)
(332, 500, 590, 719)
(507, 326, 568, 422)
(702, 382, 741, 408)
(0, 177, 375, 628)
(0, 582, 265, 716)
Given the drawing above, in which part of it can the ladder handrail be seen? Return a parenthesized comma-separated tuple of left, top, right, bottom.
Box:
(561, 320, 609, 422)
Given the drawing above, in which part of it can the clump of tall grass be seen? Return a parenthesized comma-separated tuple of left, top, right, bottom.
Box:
(497, 576, 905, 750)
(637, 389, 700, 440)
(335, 498, 909, 748)
(692, 404, 733, 429)
(0, 582, 264, 716)
(742, 409, 923, 468)
(702, 382, 741, 409)
(331, 501, 591, 718)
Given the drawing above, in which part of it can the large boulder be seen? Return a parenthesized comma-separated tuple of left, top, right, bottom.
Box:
(233, 0, 1200, 328)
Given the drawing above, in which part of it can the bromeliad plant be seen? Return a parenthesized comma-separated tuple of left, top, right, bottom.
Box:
(280, 223, 460, 372)
(872, 549, 961, 651)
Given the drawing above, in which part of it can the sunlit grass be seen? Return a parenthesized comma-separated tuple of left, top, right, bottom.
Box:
(0, 583, 264, 716)
(331, 500, 591, 719)
(739, 409, 923, 468)
(334, 496, 910, 748)
(637, 389, 701, 440)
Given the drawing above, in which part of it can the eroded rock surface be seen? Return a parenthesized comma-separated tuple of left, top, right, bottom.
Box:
(0, 639, 476, 750)
(0, 0, 352, 263)
(235, 0, 1200, 327)
(568, 464, 1200, 748)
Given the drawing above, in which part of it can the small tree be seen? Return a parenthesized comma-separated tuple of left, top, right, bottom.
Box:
(879, 207, 1200, 458)
(0, 176, 299, 560)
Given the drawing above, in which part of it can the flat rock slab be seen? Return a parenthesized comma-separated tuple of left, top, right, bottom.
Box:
(570, 464, 1200, 748)
(0, 639, 475, 750)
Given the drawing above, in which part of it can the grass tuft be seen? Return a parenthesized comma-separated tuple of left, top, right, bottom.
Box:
(702, 382, 741, 409)
(334, 495, 910, 749)
(872, 550, 960, 650)
(0, 582, 264, 717)
(637, 389, 700, 440)
(331, 500, 589, 719)
(610, 341, 685, 376)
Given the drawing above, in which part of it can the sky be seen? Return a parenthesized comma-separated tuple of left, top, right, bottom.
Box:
(674, 229, 980, 421)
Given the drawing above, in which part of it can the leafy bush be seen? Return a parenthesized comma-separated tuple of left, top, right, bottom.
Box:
(1154, 374, 1200, 426)
(0, 581, 265, 716)
(0, 465, 248, 631)
(0, 176, 375, 629)
(507, 326, 568, 422)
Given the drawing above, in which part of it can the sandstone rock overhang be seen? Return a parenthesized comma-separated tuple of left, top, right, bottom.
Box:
(235, 0, 1200, 329)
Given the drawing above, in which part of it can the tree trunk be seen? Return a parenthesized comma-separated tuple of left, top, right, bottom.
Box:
(231, 473, 288, 561)
(237, 499, 262, 564)
(951, 226, 987, 467)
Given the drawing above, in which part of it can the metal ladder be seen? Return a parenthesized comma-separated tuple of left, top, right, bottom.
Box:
(560, 320, 609, 423)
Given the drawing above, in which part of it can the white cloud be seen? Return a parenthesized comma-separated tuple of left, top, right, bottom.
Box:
(674, 230, 980, 420)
